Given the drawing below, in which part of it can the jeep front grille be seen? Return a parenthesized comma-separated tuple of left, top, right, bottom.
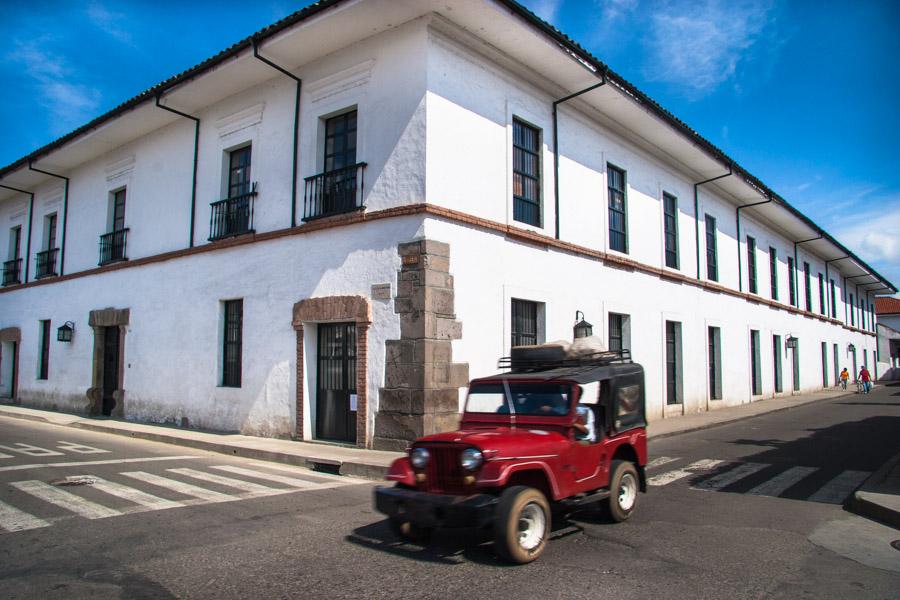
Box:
(420, 444, 468, 494)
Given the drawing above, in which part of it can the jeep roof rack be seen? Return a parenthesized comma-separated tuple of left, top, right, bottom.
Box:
(498, 349, 632, 372)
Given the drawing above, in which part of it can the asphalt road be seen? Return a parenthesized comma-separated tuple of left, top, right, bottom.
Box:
(1, 384, 898, 599)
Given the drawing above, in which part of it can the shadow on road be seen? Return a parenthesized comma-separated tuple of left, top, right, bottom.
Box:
(345, 517, 586, 566)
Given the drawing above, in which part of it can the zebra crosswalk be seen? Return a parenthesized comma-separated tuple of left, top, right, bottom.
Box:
(0, 463, 363, 534)
(646, 456, 870, 505)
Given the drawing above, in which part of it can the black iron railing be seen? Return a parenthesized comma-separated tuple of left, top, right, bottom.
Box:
(209, 184, 257, 241)
(36, 248, 59, 279)
(99, 228, 129, 265)
(303, 162, 366, 221)
(2, 258, 22, 286)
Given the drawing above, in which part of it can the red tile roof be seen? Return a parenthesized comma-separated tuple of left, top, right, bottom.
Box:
(875, 297, 900, 314)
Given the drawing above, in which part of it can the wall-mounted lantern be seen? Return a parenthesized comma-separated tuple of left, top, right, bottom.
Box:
(573, 311, 593, 339)
(847, 343, 856, 353)
(57, 321, 75, 343)
(785, 336, 798, 349)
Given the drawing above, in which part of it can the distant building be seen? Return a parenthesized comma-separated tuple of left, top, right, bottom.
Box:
(1, 0, 895, 449)
(875, 297, 900, 378)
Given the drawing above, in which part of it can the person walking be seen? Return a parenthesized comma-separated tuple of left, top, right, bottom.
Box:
(859, 365, 872, 394)
(839, 367, 849, 390)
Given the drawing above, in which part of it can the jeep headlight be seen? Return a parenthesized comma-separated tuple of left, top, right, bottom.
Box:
(460, 447, 483, 471)
(410, 447, 430, 469)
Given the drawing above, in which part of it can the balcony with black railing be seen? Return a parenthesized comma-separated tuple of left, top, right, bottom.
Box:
(303, 162, 367, 222)
(36, 248, 59, 279)
(99, 228, 129, 265)
(2, 258, 22, 286)
(209, 183, 257, 241)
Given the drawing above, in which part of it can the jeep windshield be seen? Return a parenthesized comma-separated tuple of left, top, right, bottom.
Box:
(465, 382, 571, 416)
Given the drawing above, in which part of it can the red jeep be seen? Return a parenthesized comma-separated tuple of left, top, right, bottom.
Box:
(374, 346, 647, 563)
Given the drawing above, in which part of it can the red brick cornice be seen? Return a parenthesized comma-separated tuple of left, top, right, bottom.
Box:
(1, 202, 875, 338)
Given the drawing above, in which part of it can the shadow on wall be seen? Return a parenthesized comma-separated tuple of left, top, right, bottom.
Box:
(240, 360, 292, 437)
(878, 367, 899, 381)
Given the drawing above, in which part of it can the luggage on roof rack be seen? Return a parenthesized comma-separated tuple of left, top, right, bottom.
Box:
(499, 344, 632, 371)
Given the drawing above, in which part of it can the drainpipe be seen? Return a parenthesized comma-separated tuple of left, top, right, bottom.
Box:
(253, 38, 302, 228)
(27, 162, 69, 276)
(0, 183, 34, 283)
(552, 71, 607, 240)
(735, 196, 772, 292)
(792, 235, 821, 310)
(693, 166, 732, 279)
(824, 256, 849, 319)
(155, 95, 199, 248)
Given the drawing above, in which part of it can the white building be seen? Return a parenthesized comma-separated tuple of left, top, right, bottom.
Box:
(1, 0, 895, 450)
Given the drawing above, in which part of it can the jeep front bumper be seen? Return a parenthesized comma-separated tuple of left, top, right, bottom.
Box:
(374, 486, 497, 529)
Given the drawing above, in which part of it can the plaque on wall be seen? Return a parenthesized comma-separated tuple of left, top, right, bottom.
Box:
(371, 283, 391, 301)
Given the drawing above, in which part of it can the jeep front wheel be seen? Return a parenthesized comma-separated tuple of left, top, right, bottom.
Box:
(607, 460, 639, 522)
(493, 485, 551, 564)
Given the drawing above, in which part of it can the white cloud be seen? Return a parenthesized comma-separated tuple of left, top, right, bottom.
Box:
(87, 2, 133, 45)
(8, 41, 102, 135)
(527, 0, 563, 23)
(831, 202, 900, 265)
(641, 0, 778, 99)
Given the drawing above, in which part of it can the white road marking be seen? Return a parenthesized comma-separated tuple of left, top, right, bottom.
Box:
(210, 465, 320, 488)
(0, 443, 64, 457)
(56, 441, 109, 454)
(167, 468, 279, 494)
(808, 470, 871, 504)
(692, 462, 768, 491)
(0, 452, 13, 459)
(0, 499, 51, 532)
(88, 477, 185, 511)
(747, 466, 818, 497)
(0, 455, 202, 473)
(11, 480, 121, 519)
(646, 456, 679, 470)
(648, 459, 724, 486)
(121, 471, 236, 503)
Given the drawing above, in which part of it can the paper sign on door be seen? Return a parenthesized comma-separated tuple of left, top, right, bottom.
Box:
(349, 394, 358, 411)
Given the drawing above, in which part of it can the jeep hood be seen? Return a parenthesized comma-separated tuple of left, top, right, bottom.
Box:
(413, 427, 566, 458)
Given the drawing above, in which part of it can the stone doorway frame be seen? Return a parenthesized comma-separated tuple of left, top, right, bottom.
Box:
(87, 308, 129, 417)
(292, 296, 371, 448)
(0, 327, 21, 402)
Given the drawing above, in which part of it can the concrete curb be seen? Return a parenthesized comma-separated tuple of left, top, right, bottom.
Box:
(646, 391, 848, 440)
(0, 388, 850, 482)
(0, 406, 396, 480)
(845, 452, 900, 530)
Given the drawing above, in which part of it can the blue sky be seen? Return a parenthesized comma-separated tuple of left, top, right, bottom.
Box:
(2, 0, 898, 293)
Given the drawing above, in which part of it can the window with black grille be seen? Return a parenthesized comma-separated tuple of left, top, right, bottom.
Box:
(222, 299, 243, 387)
(665, 320, 681, 405)
(38, 319, 50, 380)
(512, 119, 541, 227)
(788, 257, 796, 306)
(663, 192, 678, 268)
(708, 326, 722, 400)
(511, 299, 538, 347)
(769, 247, 778, 300)
(773, 335, 783, 393)
(804, 262, 812, 311)
(750, 329, 761, 395)
(747, 236, 757, 294)
(228, 146, 252, 199)
(608, 313, 626, 352)
(818, 273, 825, 315)
(705, 214, 718, 281)
(608, 164, 627, 253)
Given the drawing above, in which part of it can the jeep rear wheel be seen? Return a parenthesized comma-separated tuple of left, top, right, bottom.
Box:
(493, 485, 551, 564)
(607, 460, 639, 522)
(388, 517, 433, 543)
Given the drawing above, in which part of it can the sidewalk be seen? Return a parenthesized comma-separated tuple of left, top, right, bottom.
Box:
(847, 452, 900, 529)
(0, 385, 868, 482)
